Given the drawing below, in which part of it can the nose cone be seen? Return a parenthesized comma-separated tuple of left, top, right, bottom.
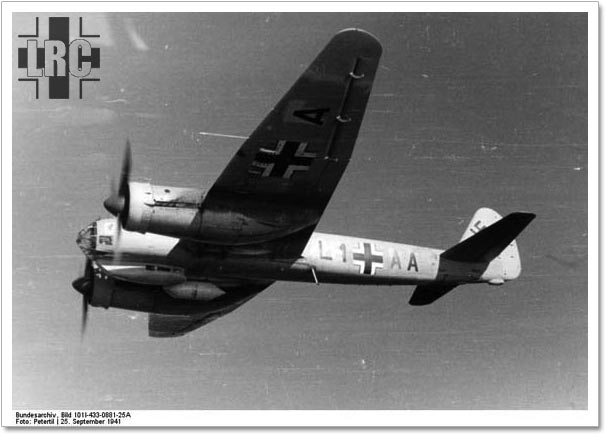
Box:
(76, 222, 96, 254)
(72, 276, 92, 296)
(103, 194, 124, 216)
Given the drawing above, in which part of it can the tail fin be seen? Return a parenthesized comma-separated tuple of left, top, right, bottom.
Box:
(442, 208, 535, 264)
(408, 208, 535, 306)
(458, 207, 502, 242)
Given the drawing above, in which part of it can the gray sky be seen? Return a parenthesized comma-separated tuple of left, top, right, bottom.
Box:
(12, 12, 587, 410)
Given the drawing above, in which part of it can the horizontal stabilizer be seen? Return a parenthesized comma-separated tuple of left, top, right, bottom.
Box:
(441, 212, 536, 263)
(409, 284, 458, 306)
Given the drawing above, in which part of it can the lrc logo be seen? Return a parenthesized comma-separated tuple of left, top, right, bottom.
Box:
(17, 17, 101, 99)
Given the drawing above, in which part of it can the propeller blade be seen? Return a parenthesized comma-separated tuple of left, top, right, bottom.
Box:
(103, 139, 132, 219)
(119, 139, 132, 196)
(72, 259, 94, 295)
(81, 294, 89, 337)
(112, 216, 123, 264)
(73, 258, 93, 339)
(103, 178, 120, 215)
(84, 258, 93, 280)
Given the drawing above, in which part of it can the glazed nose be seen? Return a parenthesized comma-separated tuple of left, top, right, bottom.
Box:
(76, 222, 96, 253)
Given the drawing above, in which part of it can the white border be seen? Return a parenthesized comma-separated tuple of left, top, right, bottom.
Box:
(2, 1, 598, 428)
(2, 1, 14, 429)
(0, 1, 601, 13)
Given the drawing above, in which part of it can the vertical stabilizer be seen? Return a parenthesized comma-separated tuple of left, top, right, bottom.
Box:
(410, 209, 535, 305)
(444, 208, 535, 282)
(460, 207, 503, 242)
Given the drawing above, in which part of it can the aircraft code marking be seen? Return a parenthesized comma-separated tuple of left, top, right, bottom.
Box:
(339, 243, 347, 262)
(292, 108, 330, 125)
(318, 240, 332, 260)
(469, 220, 486, 234)
(407, 252, 419, 272)
(352, 242, 383, 275)
(391, 249, 402, 269)
(390, 250, 419, 272)
(249, 140, 316, 179)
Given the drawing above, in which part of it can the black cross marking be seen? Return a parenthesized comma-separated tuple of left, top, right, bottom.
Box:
(79, 78, 100, 99)
(79, 17, 100, 38)
(249, 140, 316, 179)
(353, 242, 383, 275)
(18, 17, 39, 38)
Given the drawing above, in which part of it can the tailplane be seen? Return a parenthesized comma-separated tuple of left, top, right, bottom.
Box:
(409, 283, 458, 306)
(409, 208, 535, 305)
(441, 208, 535, 265)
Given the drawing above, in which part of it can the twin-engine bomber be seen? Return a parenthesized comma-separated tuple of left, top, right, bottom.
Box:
(73, 29, 535, 338)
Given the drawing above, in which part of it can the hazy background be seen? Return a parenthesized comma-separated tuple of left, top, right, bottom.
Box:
(12, 13, 587, 410)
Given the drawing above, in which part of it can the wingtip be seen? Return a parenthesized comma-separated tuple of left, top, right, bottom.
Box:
(333, 28, 382, 53)
(510, 212, 537, 223)
(337, 27, 379, 38)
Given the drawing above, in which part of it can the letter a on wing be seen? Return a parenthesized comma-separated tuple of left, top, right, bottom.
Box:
(203, 29, 382, 256)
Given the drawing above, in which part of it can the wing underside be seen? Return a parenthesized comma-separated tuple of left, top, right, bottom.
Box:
(148, 313, 214, 338)
(147, 281, 271, 337)
(207, 29, 382, 204)
(201, 29, 382, 256)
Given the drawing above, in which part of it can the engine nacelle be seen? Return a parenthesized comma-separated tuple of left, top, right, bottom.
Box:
(86, 265, 265, 317)
(122, 181, 318, 245)
(163, 281, 226, 301)
(88, 277, 208, 315)
(99, 261, 186, 286)
(123, 182, 203, 236)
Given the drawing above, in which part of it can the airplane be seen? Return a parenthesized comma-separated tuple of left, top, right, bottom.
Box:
(72, 29, 535, 338)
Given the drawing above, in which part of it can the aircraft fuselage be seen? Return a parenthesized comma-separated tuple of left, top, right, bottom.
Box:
(82, 218, 503, 289)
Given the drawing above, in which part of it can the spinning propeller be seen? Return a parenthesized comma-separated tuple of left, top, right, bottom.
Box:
(103, 139, 132, 242)
(72, 140, 133, 338)
(71, 258, 94, 337)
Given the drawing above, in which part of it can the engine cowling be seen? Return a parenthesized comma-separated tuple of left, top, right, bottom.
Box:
(120, 182, 318, 245)
(87, 276, 209, 315)
(122, 182, 203, 236)
(99, 261, 186, 286)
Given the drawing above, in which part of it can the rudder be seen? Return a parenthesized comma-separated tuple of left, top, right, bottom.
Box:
(409, 208, 535, 305)
(443, 208, 535, 281)
(459, 207, 503, 242)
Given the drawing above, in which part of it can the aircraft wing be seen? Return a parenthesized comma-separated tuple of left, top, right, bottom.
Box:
(148, 313, 216, 338)
(148, 281, 271, 337)
(202, 29, 382, 252)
